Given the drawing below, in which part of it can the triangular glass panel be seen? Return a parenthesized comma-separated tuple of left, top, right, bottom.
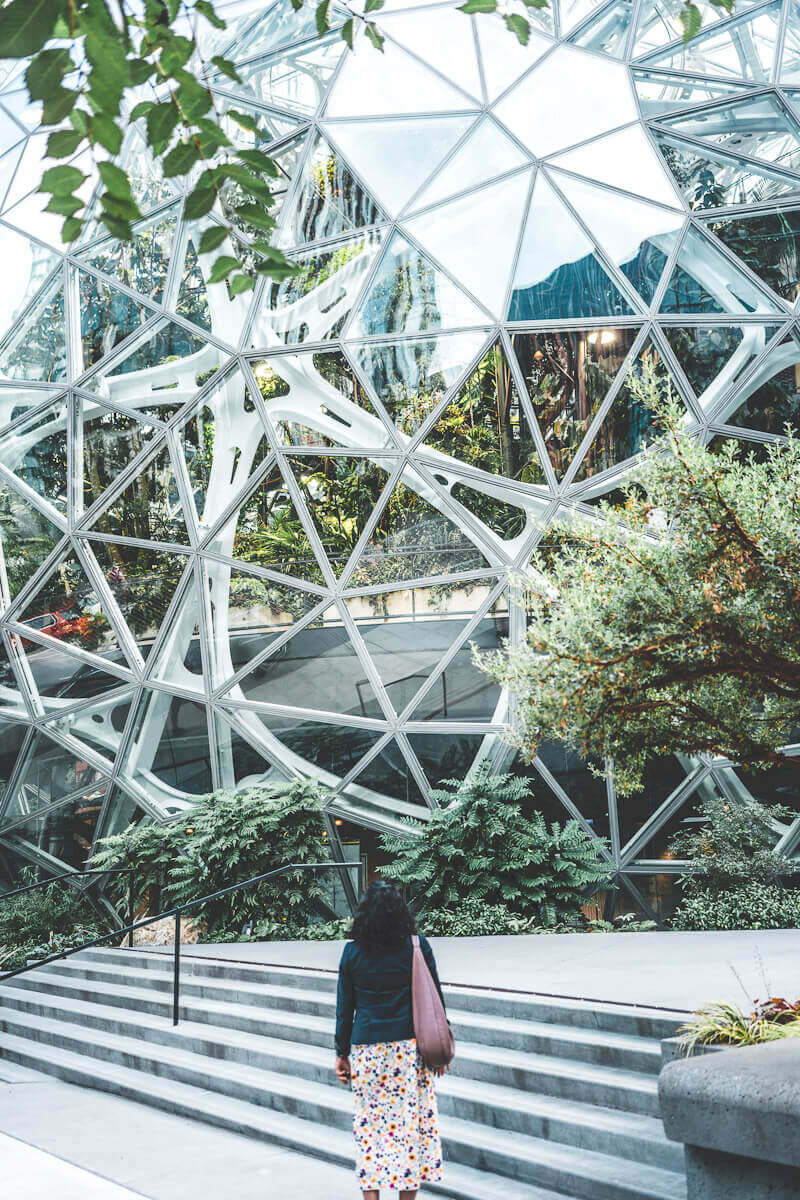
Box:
(421, 341, 547, 486)
(23, 638, 128, 702)
(219, 128, 309, 238)
(1, 730, 106, 827)
(478, 16, 553, 101)
(404, 169, 533, 318)
(493, 43, 638, 158)
(207, 460, 327, 585)
(253, 349, 391, 450)
(447, 473, 531, 543)
(276, 133, 386, 250)
(551, 125, 683, 207)
(43, 690, 134, 764)
(0, 383, 64, 432)
(80, 398, 160, 514)
(704, 208, 800, 305)
(88, 441, 190, 545)
(326, 37, 477, 120)
(409, 590, 509, 721)
(511, 327, 641, 480)
(343, 583, 489, 707)
(148, 570, 205, 695)
(81, 320, 220, 408)
(348, 738, 427, 810)
(652, 129, 800, 210)
(353, 330, 489, 439)
(640, 2, 781, 82)
(80, 206, 180, 305)
(662, 324, 782, 411)
(77, 271, 152, 374)
(204, 563, 321, 685)
(253, 228, 385, 346)
(508, 174, 636, 321)
(633, 0, 764, 57)
(407, 732, 487, 788)
(232, 0, 341, 61)
(231, 36, 344, 117)
(324, 115, 475, 217)
(176, 368, 271, 524)
(0, 716, 28, 808)
(0, 482, 62, 603)
(234, 602, 386, 719)
(0, 224, 62, 338)
(86, 538, 191, 662)
(349, 479, 492, 588)
(572, 337, 686, 482)
(0, 395, 69, 512)
(122, 690, 213, 799)
(378, 8, 483, 101)
(659, 226, 782, 314)
(658, 93, 800, 173)
(171, 229, 212, 333)
(352, 234, 488, 338)
(569, 0, 637, 60)
(3, 144, 98, 250)
(244, 708, 386, 783)
(3, 782, 108, 869)
(560, 0, 611, 32)
(410, 117, 529, 213)
(214, 710, 286, 791)
(0, 141, 25, 208)
(552, 171, 683, 305)
(722, 331, 800, 434)
(215, 92, 305, 156)
(286, 454, 393, 578)
(632, 68, 754, 118)
(0, 273, 66, 384)
(16, 550, 126, 664)
(91, 784, 142, 842)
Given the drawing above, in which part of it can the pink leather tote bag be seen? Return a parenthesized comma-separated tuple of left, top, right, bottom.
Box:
(411, 934, 455, 1069)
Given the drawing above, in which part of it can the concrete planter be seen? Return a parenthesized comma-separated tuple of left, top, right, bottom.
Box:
(661, 1035, 726, 1066)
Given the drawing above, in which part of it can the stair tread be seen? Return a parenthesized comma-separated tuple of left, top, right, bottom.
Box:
(4, 972, 658, 1091)
(0, 1029, 685, 1199)
(0, 987, 671, 1144)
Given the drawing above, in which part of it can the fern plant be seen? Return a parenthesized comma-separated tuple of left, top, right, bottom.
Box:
(88, 821, 180, 911)
(381, 765, 611, 926)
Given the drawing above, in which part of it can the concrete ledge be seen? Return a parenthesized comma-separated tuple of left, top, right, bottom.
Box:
(660, 1037, 724, 1066)
(659, 1038, 800, 1170)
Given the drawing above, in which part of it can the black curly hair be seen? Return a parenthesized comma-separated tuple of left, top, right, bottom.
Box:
(349, 879, 416, 955)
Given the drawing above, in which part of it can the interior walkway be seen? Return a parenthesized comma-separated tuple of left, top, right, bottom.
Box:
(159, 928, 800, 1012)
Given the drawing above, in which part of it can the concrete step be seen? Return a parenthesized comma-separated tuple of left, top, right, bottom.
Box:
(2, 971, 660, 1115)
(0, 986, 681, 1171)
(82, 947, 684, 1040)
(21, 955, 664, 1074)
(0, 1029, 685, 1200)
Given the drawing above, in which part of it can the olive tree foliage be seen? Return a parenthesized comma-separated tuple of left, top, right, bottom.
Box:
(478, 366, 800, 797)
(0, 0, 725, 292)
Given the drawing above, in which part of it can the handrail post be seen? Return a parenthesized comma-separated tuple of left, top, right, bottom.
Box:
(173, 913, 181, 1027)
(127, 870, 134, 949)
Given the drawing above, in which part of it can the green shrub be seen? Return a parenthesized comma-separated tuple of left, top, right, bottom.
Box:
(381, 765, 611, 926)
(671, 882, 800, 931)
(669, 796, 794, 895)
(0, 872, 101, 971)
(678, 1001, 800, 1053)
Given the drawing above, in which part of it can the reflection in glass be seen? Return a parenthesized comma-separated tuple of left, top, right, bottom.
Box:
(248, 707, 384, 777)
(286, 454, 392, 577)
(233, 37, 344, 115)
(4, 784, 106, 868)
(706, 208, 800, 304)
(663, 325, 780, 412)
(124, 691, 213, 798)
(0, 483, 62, 601)
(723, 333, 800, 434)
(1, 731, 106, 829)
(277, 135, 384, 249)
(88, 539, 189, 660)
(18, 551, 121, 661)
(0, 398, 68, 511)
(0, 274, 66, 383)
(659, 94, 800, 173)
(659, 227, 780, 315)
(90, 442, 189, 545)
(640, 1, 781, 81)
(81, 208, 178, 304)
(653, 130, 800, 210)
(82, 403, 158, 512)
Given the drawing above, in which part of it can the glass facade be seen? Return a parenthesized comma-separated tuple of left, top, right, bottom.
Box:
(1, 0, 799, 914)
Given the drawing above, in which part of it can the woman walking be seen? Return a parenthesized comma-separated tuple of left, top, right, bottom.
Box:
(335, 880, 447, 1197)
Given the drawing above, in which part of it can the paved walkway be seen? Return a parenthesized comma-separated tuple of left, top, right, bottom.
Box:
(153, 928, 800, 1012)
(0, 1060, 358, 1200)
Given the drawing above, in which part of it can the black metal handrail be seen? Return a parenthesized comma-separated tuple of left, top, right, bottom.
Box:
(0, 868, 136, 948)
(0, 861, 356, 1025)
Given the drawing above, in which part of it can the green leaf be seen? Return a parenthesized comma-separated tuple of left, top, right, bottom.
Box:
(232, 202, 276, 232)
(174, 70, 213, 121)
(61, 216, 83, 243)
(207, 254, 239, 283)
(254, 260, 303, 280)
(146, 101, 181, 154)
(227, 109, 260, 133)
(229, 273, 255, 296)
(41, 164, 87, 195)
(364, 21, 385, 50)
(198, 224, 229, 253)
(45, 193, 83, 217)
(160, 34, 194, 74)
(235, 149, 279, 176)
(195, 0, 227, 28)
(364, 0, 385, 11)
(25, 47, 71, 102)
(184, 184, 217, 220)
(129, 100, 155, 122)
(129, 57, 156, 86)
(708, 0, 733, 8)
(88, 113, 123, 155)
(101, 215, 134, 240)
(101, 191, 141, 222)
(99, 162, 134, 200)
(504, 12, 530, 42)
(46, 129, 83, 159)
(211, 54, 241, 83)
(341, 17, 355, 48)
(680, 1, 703, 40)
(0, 0, 65, 57)
(458, 0, 497, 12)
(521, 0, 549, 7)
(316, 0, 331, 36)
(163, 140, 202, 177)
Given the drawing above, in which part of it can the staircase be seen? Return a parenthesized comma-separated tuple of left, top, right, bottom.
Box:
(0, 947, 687, 1200)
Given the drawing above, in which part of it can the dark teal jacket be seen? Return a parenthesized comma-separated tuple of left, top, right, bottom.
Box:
(335, 934, 446, 1057)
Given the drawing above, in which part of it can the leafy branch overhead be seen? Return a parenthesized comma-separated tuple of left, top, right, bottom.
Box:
(0, 0, 729, 289)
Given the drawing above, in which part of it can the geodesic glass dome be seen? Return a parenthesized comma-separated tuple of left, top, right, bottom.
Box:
(1, 0, 799, 916)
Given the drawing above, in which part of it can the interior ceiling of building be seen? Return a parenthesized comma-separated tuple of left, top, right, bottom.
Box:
(0, 0, 798, 914)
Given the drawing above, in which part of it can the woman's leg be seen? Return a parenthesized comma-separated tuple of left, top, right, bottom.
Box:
(399, 1191, 417, 1199)
(362, 1191, 379, 1200)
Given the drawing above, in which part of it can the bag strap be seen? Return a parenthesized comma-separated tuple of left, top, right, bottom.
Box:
(411, 934, 420, 949)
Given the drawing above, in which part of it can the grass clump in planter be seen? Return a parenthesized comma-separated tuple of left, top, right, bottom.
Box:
(679, 997, 800, 1055)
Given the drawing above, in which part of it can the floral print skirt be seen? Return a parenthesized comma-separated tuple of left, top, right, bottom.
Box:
(351, 1037, 443, 1191)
